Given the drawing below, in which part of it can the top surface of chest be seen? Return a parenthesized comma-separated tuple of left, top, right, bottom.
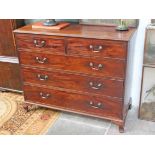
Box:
(14, 24, 136, 41)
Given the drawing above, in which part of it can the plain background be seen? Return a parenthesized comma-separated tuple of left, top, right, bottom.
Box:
(131, 19, 151, 106)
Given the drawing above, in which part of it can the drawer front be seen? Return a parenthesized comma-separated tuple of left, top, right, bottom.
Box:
(67, 38, 127, 59)
(22, 67, 124, 98)
(23, 85, 122, 118)
(19, 51, 125, 79)
(15, 34, 65, 54)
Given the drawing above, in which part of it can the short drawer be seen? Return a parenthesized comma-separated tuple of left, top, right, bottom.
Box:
(67, 38, 127, 59)
(23, 85, 122, 119)
(22, 67, 124, 98)
(19, 51, 125, 79)
(15, 33, 65, 54)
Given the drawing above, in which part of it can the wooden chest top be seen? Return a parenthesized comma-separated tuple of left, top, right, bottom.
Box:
(14, 24, 136, 41)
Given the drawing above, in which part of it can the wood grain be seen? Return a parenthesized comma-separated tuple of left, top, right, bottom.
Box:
(67, 38, 127, 59)
(22, 67, 124, 98)
(24, 84, 122, 119)
(15, 33, 65, 54)
(0, 19, 24, 91)
(19, 51, 125, 79)
(0, 61, 22, 90)
(14, 23, 137, 132)
(0, 20, 16, 56)
(14, 24, 137, 41)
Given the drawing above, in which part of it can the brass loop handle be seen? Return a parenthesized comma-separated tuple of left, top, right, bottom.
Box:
(89, 82, 102, 90)
(93, 45, 103, 53)
(88, 101, 104, 109)
(34, 40, 46, 48)
(37, 74, 48, 81)
(35, 57, 47, 64)
(89, 62, 103, 71)
(89, 45, 103, 53)
(39, 92, 51, 99)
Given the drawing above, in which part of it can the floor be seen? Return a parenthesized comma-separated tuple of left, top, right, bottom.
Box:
(46, 105, 155, 135)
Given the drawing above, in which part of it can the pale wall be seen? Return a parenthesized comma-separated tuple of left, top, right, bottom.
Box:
(131, 19, 151, 106)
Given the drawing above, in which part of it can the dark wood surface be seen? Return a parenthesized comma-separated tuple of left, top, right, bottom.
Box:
(14, 23, 136, 132)
(19, 51, 125, 79)
(24, 84, 122, 119)
(15, 33, 65, 54)
(22, 67, 124, 98)
(0, 20, 24, 57)
(0, 20, 16, 56)
(67, 38, 127, 59)
(15, 33, 128, 60)
(0, 61, 22, 90)
(14, 24, 136, 41)
(0, 19, 24, 91)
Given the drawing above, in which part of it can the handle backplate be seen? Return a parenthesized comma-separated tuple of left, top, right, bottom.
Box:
(34, 40, 46, 48)
(37, 74, 48, 81)
(89, 62, 103, 71)
(39, 92, 51, 99)
(88, 101, 104, 109)
(89, 45, 103, 53)
(35, 57, 47, 64)
(89, 81, 102, 90)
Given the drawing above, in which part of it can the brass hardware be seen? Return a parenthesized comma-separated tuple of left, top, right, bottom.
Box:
(89, 45, 93, 49)
(89, 81, 102, 90)
(34, 40, 46, 48)
(89, 62, 103, 70)
(35, 57, 47, 64)
(37, 74, 48, 81)
(39, 92, 51, 99)
(88, 101, 104, 109)
(93, 45, 103, 53)
(89, 45, 103, 53)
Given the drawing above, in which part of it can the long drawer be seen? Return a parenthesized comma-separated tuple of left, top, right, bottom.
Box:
(22, 67, 124, 98)
(15, 33, 65, 54)
(23, 84, 122, 118)
(67, 38, 127, 59)
(19, 51, 125, 79)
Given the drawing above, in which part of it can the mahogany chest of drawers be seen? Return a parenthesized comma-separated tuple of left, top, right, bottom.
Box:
(14, 24, 136, 132)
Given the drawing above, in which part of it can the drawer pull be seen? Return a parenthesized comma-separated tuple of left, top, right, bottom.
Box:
(88, 101, 104, 109)
(35, 57, 47, 64)
(39, 92, 51, 99)
(34, 40, 46, 48)
(89, 45, 93, 49)
(37, 74, 48, 81)
(89, 82, 102, 90)
(93, 45, 103, 53)
(89, 62, 103, 71)
(89, 45, 103, 53)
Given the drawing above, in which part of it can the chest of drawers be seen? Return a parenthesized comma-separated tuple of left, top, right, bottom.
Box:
(14, 24, 136, 133)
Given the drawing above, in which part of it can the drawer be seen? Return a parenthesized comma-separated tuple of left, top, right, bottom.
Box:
(22, 67, 124, 98)
(19, 51, 125, 79)
(15, 33, 65, 54)
(23, 85, 122, 118)
(67, 38, 127, 59)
